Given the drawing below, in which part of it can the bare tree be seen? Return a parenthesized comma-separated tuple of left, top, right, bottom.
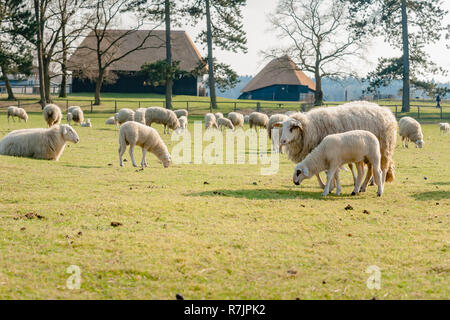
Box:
(267, 0, 364, 105)
(33, 0, 49, 108)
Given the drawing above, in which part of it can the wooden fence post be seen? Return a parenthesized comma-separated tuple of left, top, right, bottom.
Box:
(417, 106, 420, 120)
(395, 105, 398, 118)
(234, 102, 237, 112)
(66, 100, 68, 111)
(17, 100, 21, 108)
(186, 101, 189, 111)
(91, 100, 93, 113)
(440, 106, 443, 119)
(138, 101, 141, 108)
(114, 100, 117, 113)
(256, 102, 260, 112)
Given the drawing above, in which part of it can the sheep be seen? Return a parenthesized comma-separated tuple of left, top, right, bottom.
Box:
(178, 115, 188, 130)
(81, 119, 92, 127)
(244, 115, 249, 123)
(398, 116, 424, 148)
(117, 108, 135, 125)
(285, 110, 297, 116)
(227, 112, 244, 129)
(249, 112, 269, 130)
(0, 124, 79, 161)
(217, 117, 234, 131)
(145, 106, 180, 134)
(43, 104, 62, 127)
(7, 106, 28, 123)
(214, 112, 224, 120)
(105, 116, 118, 125)
(67, 106, 84, 125)
(134, 108, 147, 124)
(267, 114, 289, 153)
(292, 130, 384, 197)
(174, 109, 188, 118)
(276, 101, 397, 187)
(439, 122, 449, 134)
(204, 113, 218, 130)
(118, 121, 171, 168)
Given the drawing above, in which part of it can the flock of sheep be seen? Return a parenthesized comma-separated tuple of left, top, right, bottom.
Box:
(1, 101, 449, 197)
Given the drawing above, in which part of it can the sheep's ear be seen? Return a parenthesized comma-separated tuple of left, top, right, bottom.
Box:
(292, 120, 303, 130)
(61, 125, 68, 135)
(273, 122, 283, 128)
(303, 167, 309, 176)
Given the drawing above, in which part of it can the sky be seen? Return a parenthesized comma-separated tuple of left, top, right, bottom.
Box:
(178, 0, 450, 83)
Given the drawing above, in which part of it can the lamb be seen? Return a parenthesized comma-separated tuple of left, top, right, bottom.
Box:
(217, 117, 235, 131)
(67, 106, 84, 125)
(134, 108, 147, 124)
(117, 108, 135, 125)
(214, 112, 224, 120)
(81, 119, 92, 127)
(118, 121, 171, 168)
(43, 104, 62, 127)
(174, 109, 188, 118)
(277, 101, 397, 187)
(204, 113, 218, 130)
(105, 115, 118, 125)
(249, 112, 269, 130)
(267, 114, 289, 153)
(178, 115, 188, 130)
(439, 122, 449, 134)
(145, 106, 180, 134)
(398, 116, 424, 148)
(227, 112, 244, 129)
(0, 124, 79, 161)
(7, 106, 28, 123)
(292, 130, 384, 197)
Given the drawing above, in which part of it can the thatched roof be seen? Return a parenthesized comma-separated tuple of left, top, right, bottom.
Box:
(241, 56, 316, 92)
(67, 30, 203, 72)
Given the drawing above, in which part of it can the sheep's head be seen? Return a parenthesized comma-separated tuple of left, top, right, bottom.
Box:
(61, 125, 79, 144)
(162, 154, 171, 168)
(292, 162, 311, 185)
(23, 112, 28, 122)
(274, 118, 303, 145)
(171, 117, 181, 130)
(415, 139, 424, 148)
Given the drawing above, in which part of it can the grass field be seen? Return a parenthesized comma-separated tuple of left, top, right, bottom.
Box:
(0, 108, 449, 299)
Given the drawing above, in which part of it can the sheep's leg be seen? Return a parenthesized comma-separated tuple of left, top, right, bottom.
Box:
(351, 162, 365, 195)
(316, 174, 326, 189)
(334, 171, 341, 196)
(360, 163, 373, 192)
(372, 164, 384, 197)
(118, 144, 126, 167)
(348, 163, 356, 186)
(141, 147, 147, 168)
(129, 144, 138, 167)
(322, 168, 337, 196)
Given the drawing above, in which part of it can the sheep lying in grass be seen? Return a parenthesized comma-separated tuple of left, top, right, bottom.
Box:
(81, 119, 92, 127)
(249, 112, 269, 130)
(267, 114, 288, 153)
(292, 130, 384, 197)
(43, 104, 62, 127)
(145, 107, 180, 134)
(105, 116, 118, 125)
(134, 108, 147, 124)
(7, 106, 28, 123)
(0, 124, 79, 161)
(439, 122, 449, 134)
(228, 112, 244, 129)
(205, 113, 218, 130)
(178, 116, 188, 130)
(175, 109, 188, 118)
(117, 108, 135, 125)
(398, 116, 424, 148)
(214, 112, 224, 120)
(218, 117, 234, 131)
(67, 106, 84, 125)
(118, 121, 171, 168)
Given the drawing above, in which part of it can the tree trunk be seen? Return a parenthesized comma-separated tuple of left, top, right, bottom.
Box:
(94, 72, 104, 105)
(43, 57, 51, 103)
(205, 0, 217, 109)
(1, 65, 15, 100)
(314, 72, 323, 106)
(400, 0, 410, 112)
(34, 0, 47, 109)
(59, 22, 67, 98)
(164, 0, 173, 109)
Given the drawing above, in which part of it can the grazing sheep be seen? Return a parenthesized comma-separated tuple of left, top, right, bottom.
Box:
(145, 107, 180, 134)
(398, 116, 424, 148)
(43, 104, 62, 127)
(439, 122, 449, 134)
(244, 115, 249, 123)
(174, 109, 188, 118)
(292, 130, 384, 197)
(178, 115, 188, 130)
(118, 121, 171, 168)
(7, 106, 28, 123)
(134, 108, 147, 124)
(227, 112, 244, 129)
(204, 113, 218, 130)
(0, 124, 79, 161)
(217, 117, 234, 131)
(67, 106, 84, 125)
(277, 101, 397, 186)
(267, 114, 289, 153)
(105, 116, 118, 125)
(117, 108, 135, 125)
(214, 112, 224, 120)
(81, 119, 92, 127)
(249, 112, 269, 130)
(285, 110, 297, 116)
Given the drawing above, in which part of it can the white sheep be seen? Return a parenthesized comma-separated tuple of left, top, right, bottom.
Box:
(7, 106, 28, 122)
(134, 108, 147, 124)
(285, 110, 298, 116)
(0, 124, 79, 161)
(267, 114, 289, 153)
(178, 115, 188, 130)
(43, 104, 62, 127)
(67, 106, 84, 126)
(439, 122, 449, 135)
(249, 112, 269, 130)
(244, 115, 249, 123)
(105, 116, 118, 125)
(174, 109, 188, 118)
(214, 112, 224, 120)
(292, 130, 384, 197)
(217, 117, 235, 131)
(227, 112, 244, 129)
(398, 116, 424, 148)
(81, 119, 92, 127)
(205, 113, 218, 130)
(117, 108, 135, 125)
(118, 121, 171, 168)
(145, 107, 180, 134)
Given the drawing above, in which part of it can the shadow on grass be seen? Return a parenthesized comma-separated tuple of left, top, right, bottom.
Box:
(429, 181, 450, 186)
(63, 164, 104, 169)
(411, 190, 450, 201)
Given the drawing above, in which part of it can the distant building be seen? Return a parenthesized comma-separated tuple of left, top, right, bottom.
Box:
(67, 30, 206, 95)
(238, 55, 315, 101)
(0, 66, 62, 94)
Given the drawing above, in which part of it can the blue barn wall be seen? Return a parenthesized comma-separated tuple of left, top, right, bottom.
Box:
(238, 84, 313, 101)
